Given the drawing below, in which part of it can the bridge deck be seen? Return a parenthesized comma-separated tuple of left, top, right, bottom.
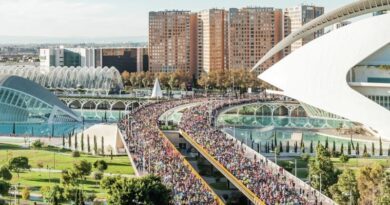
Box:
(180, 130, 265, 205)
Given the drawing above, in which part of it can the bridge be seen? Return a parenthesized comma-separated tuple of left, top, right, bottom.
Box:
(58, 95, 157, 111)
(180, 130, 265, 205)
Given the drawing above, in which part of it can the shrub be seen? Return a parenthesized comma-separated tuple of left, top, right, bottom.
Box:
(91, 171, 103, 180)
(21, 186, 30, 200)
(72, 150, 81, 158)
(362, 153, 371, 158)
(36, 161, 44, 169)
(32, 140, 44, 149)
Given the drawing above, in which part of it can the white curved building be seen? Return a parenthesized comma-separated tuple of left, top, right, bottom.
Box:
(0, 66, 123, 95)
(259, 13, 390, 140)
(0, 75, 80, 122)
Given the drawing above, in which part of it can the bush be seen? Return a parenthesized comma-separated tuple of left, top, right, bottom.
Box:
(72, 150, 81, 158)
(36, 161, 44, 169)
(91, 171, 103, 180)
(32, 140, 44, 149)
(86, 193, 97, 202)
(362, 153, 371, 158)
(21, 186, 30, 200)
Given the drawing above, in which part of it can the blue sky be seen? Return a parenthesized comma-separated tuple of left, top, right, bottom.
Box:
(0, 0, 353, 37)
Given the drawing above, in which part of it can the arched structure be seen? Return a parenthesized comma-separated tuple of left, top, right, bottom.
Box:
(252, 0, 390, 71)
(0, 75, 80, 122)
(259, 14, 390, 139)
(0, 66, 123, 95)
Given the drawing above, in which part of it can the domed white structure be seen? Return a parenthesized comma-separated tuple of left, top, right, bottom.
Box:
(0, 75, 81, 122)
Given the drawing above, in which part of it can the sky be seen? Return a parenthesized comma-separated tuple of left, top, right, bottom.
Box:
(0, 0, 353, 38)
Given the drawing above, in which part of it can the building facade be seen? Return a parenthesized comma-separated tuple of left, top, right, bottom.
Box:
(148, 11, 197, 75)
(196, 9, 228, 78)
(228, 7, 283, 73)
(39, 47, 96, 69)
(95, 48, 148, 73)
(283, 5, 324, 55)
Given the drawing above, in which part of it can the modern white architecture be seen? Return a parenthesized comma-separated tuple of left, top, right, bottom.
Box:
(258, 10, 390, 140)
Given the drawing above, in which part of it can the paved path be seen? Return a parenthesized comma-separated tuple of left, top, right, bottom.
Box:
(30, 168, 135, 178)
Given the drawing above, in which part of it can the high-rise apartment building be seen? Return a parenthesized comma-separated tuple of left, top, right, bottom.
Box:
(228, 7, 283, 73)
(148, 11, 197, 76)
(197, 9, 228, 78)
(283, 5, 324, 55)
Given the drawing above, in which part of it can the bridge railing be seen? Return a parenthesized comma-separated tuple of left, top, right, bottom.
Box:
(159, 130, 225, 205)
(180, 130, 265, 205)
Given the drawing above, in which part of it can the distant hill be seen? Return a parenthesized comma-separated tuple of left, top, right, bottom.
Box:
(0, 36, 148, 44)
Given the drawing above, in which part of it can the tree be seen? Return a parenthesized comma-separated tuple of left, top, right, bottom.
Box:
(75, 134, 78, 150)
(308, 144, 339, 196)
(357, 163, 385, 205)
(0, 180, 10, 196)
(379, 137, 383, 156)
(68, 134, 72, 148)
(93, 160, 108, 172)
(8, 156, 30, 178)
(62, 135, 65, 148)
(73, 160, 92, 177)
(0, 165, 12, 180)
(356, 143, 360, 155)
(286, 141, 290, 153)
(340, 143, 344, 154)
(376, 172, 390, 204)
(101, 175, 172, 205)
(325, 137, 329, 150)
(101, 136, 105, 156)
(294, 141, 298, 153)
(301, 141, 305, 153)
(363, 144, 367, 155)
(93, 135, 98, 155)
(61, 169, 79, 187)
(279, 141, 283, 153)
(74, 188, 85, 205)
(87, 135, 91, 153)
(81, 133, 84, 152)
(329, 169, 359, 205)
(371, 142, 375, 156)
(310, 140, 314, 153)
(331, 141, 336, 156)
(347, 143, 351, 155)
(41, 185, 65, 205)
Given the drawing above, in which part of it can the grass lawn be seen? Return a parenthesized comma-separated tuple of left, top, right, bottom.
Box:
(0, 143, 134, 175)
(0, 142, 134, 201)
(332, 157, 390, 170)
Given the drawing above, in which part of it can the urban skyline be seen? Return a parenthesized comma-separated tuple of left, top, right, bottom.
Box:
(0, 0, 352, 41)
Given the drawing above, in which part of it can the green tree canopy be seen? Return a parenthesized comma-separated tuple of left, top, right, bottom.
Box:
(73, 160, 92, 177)
(308, 144, 339, 196)
(0, 165, 12, 180)
(329, 169, 359, 205)
(40, 185, 65, 205)
(101, 175, 172, 205)
(8, 156, 30, 178)
(0, 180, 11, 196)
(93, 160, 108, 172)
